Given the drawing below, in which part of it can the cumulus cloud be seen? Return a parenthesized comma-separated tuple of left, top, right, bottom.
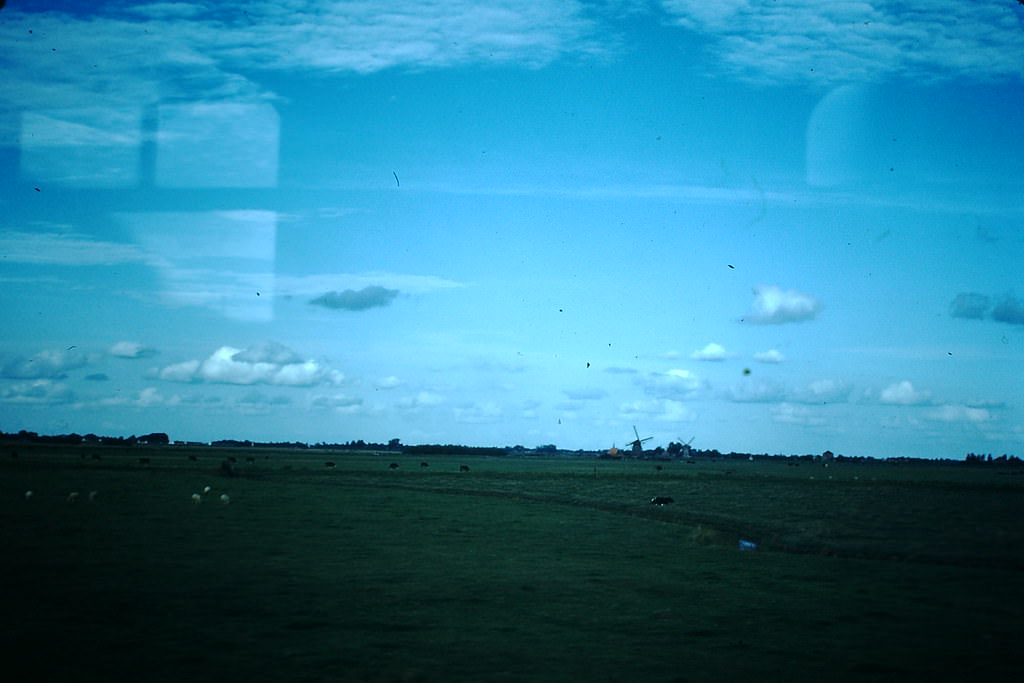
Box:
(639, 369, 704, 400)
(619, 398, 696, 423)
(690, 342, 732, 361)
(879, 380, 932, 406)
(109, 341, 158, 359)
(726, 377, 786, 403)
(747, 285, 822, 324)
(790, 379, 851, 404)
(1, 348, 91, 379)
(158, 343, 342, 387)
(375, 376, 402, 390)
(311, 393, 364, 412)
(398, 391, 446, 411)
(753, 349, 786, 363)
(1, 379, 76, 404)
(310, 286, 399, 311)
(564, 388, 608, 401)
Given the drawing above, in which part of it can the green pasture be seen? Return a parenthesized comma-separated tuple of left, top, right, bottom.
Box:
(2, 445, 1023, 682)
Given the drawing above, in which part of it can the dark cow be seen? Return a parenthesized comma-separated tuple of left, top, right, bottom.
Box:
(138, 457, 151, 465)
(459, 465, 470, 472)
(420, 462, 429, 468)
(188, 454, 198, 462)
(245, 456, 256, 464)
(654, 465, 663, 471)
(650, 496, 674, 505)
(325, 461, 336, 469)
(388, 462, 399, 469)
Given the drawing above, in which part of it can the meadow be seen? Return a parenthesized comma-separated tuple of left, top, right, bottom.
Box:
(2, 444, 1023, 682)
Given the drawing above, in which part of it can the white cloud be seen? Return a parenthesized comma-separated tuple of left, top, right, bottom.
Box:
(690, 342, 732, 361)
(376, 376, 402, 390)
(311, 393, 364, 413)
(790, 379, 851, 404)
(564, 388, 608, 401)
(619, 398, 696, 423)
(159, 359, 201, 383)
(398, 391, 446, 411)
(1, 379, 76, 404)
(924, 404, 994, 424)
(454, 401, 503, 423)
(726, 377, 786, 403)
(158, 344, 342, 387)
(879, 380, 932, 406)
(658, 0, 1024, 85)
(110, 341, 158, 359)
(753, 349, 786, 363)
(771, 403, 826, 427)
(639, 368, 704, 400)
(1, 348, 92, 379)
(747, 285, 822, 324)
(0, 231, 151, 266)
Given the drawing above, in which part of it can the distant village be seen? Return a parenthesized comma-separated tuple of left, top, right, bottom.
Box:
(1, 429, 1019, 466)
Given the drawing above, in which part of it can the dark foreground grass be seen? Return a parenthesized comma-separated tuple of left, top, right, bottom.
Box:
(2, 446, 1023, 682)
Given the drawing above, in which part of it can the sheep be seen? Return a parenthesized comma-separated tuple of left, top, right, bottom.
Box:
(219, 493, 230, 505)
(324, 461, 336, 469)
(203, 485, 212, 495)
(191, 493, 202, 504)
(67, 492, 80, 503)
(650, 496, 674, 505)
(88, 490, 98, 502)
(24, 490, 33, 500)
(459, 465, 470, 472)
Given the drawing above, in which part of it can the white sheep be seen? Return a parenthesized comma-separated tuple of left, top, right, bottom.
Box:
(203, 485, 212, 495)
(219, 493, 230, 505)
(24, 490, 33, 500)
(67, 491, 80, 503)
(191, 493, 202, 504)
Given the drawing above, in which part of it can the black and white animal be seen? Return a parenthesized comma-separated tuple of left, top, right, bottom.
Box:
(650, 496, 674, 505)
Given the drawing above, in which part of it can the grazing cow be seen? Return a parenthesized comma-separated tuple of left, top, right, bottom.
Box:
(138, 457, 151, 465)
(459, 465, 470, 472)
(228, 456, 238, 463)
(654, 465, 663, 471)
(220, 459, 237, 478)
(245, 456, 256, 464)
(388, 462, 399, 470)
(650, 496, 674, 505)
(420, 462, 429, 468)
(325, 461, 336, 469)
(188, 454, 198, 462)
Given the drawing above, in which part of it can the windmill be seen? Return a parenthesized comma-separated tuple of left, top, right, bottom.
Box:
(627, 425, 653, 457)
(677, 436, 695, 458)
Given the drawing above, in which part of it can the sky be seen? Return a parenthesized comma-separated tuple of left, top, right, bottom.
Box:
(1, 0, 1023, 459)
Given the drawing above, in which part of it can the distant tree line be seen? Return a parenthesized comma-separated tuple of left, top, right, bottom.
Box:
(964, 452, 1022, 466)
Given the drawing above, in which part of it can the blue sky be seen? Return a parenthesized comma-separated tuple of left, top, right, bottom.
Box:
(1, 1, 1022, 458)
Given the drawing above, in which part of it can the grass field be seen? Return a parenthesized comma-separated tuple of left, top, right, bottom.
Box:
(2, 444, 1023, 682)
